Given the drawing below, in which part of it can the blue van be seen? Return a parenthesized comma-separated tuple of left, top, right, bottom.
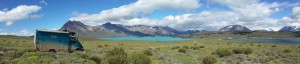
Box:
(34, 30, 84, 52)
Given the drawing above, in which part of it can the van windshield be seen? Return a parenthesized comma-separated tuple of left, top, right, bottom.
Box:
(70, 37, 77, 43)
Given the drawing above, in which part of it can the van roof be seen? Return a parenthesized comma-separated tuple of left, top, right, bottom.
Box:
(36, 29, 69, 34)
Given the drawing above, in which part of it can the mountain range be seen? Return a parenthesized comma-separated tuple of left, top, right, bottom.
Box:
(278, 26, 300, 32)
(218, 25, 251, 32)
(59, 20, 299, 38)
(59, 20, 204, 38)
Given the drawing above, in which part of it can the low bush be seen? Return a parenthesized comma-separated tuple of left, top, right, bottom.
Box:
(182, 46, 189, 49)
(190, 46, 200, 50)
(271, 45, 277, 48)
(104, 44, 109, 47)
(88, 55, 102, 63)
(128, 52, 151, 64)
(203, 55, 218, 64)
(257, 44, 262, 47)
(232, 48, 252, 55)
(97, 45, 102, 48)
(243, 48, 252, 55)
(283, 49, 292, 53)
(215, 48, 233, 57)
(250, 43, 254, 46)
(16, 52, 55, 64)
(107, 47, 127, 56)
(171, 46, 180, 49)
(194, 43, 198, 45)
(200, 46, 205, 48)
(105, 54, 127, 64)
(232, 48, 243, 54)
(104, 47, 127, 64)
(79, 53, 89, 59)
(0, 59, 10, 64)
(143, 49, 153, 56)
(178, 48, 187, 53)
(5, 51, 25, 60)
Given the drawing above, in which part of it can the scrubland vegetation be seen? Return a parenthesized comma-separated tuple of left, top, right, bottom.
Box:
(0, 34, 299, 64)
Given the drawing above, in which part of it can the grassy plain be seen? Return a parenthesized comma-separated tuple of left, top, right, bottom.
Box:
(0, 32, 299, 64)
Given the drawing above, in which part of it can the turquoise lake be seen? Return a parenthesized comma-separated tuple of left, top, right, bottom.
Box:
(224, 38, 300, 44)
(99, 37, 197, 42)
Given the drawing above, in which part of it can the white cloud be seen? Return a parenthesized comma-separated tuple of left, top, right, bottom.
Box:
(40, 0, 48, 6)
(70, 0, 299, 31)
(121, 0, 288, 31)
(0, 29, 33, 36)
(0, 5, 42, 26)
(30, 14, 44, 19)
(210, 0, 283, 21)
(122, 11, 236, 30)
(281, 6, 300, 26)
(71, 0, 201, 25)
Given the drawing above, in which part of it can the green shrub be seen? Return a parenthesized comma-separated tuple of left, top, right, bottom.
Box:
(243, 48, 252, 55)
(88, 55, 102, 63)
(203, 55, 217, 64)
(182, 46, 189, 49)
(227, 43, 232, 45)
(171, 46, 180, 49)
(271, 45, 277, 48)
(143, 49, 153, 56)
(194, 43, 198, 45)
(104, 47, 127, 64)
(215, 48, 233, 57)
(16, 52, 55, 64)
(97, 45, 102, 48)
(0, 59, 10, 64)
(232, 48, 243, 54)
(232, 48, 252, 55)
(298, 46, 300, 48)
(178, 48, 187, 53)
(156, 48, 160, 50)
(79, 53, 89, 59)
(283, 49, 292, 53)
(257, 44, 262, 47)
(107, 47, 127, 56)
(128, 52, 151, 64)
(5, 51, 25, 60)
(200, 46, 205, 48)
(105, 55, 127, 64)
(190, 46, 200, 50)
(104, 44, 109, 47)
(250, 43, 254, 46)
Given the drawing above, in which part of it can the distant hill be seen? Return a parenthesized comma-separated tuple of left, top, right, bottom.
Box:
(219, 25, 251, 32)
(59, 20, 203, 38)
(124, 25, 180, 36)
(279, 26, 300, 32)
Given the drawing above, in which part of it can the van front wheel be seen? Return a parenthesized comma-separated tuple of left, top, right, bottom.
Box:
(49, 49, 56, 53)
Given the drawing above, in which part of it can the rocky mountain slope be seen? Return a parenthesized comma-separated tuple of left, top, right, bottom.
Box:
(278, 26, 300, 32)
(219, 25, 251, 32)
(60, 20, 203, 38)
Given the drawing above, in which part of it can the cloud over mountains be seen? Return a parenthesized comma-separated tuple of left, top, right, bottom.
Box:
(70, 0, 300, 31)
(70, 0, 200, 26)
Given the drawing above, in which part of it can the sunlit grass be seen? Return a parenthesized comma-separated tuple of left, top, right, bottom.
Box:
(0, 34, 299, 64)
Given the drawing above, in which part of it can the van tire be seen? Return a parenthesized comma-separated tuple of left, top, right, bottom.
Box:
(49, 49, 56, 53)
(76, 48, 84, 51)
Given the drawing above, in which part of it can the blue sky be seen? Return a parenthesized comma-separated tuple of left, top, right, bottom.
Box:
(0, 0, 299, 36)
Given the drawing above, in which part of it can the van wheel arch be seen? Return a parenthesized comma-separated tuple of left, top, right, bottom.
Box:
(49, 49, 56, 53)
